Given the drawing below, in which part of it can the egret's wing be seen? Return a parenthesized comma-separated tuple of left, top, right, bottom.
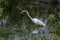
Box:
(35, 17, 44, 21)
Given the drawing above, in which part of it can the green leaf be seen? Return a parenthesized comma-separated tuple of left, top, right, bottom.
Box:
(0, 8, 3, 16)
(48, 14, 55, 19)
(58, 12, 60, 17)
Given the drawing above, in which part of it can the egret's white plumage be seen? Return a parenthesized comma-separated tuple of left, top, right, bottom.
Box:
(20, 10, 46, 27)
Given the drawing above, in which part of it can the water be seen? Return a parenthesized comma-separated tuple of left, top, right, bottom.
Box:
(14, 34, 20, 40)
(0, 17, 51, 40)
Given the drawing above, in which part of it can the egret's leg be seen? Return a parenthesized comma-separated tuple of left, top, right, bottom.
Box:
(35, 25, 41, 31)
(35, 25, 39, 30)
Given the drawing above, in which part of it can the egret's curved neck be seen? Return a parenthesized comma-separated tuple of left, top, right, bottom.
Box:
(23, 10, 33, 20)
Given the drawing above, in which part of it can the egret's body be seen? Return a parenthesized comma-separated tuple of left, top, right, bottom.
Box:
(20, 10, 46, 27)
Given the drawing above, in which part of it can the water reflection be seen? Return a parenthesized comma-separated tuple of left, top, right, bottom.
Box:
(14, 34, 20, 40)
(41, 26, 51, 38)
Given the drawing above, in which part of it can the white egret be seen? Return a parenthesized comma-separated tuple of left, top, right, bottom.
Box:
(20, 10, 46, 27)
